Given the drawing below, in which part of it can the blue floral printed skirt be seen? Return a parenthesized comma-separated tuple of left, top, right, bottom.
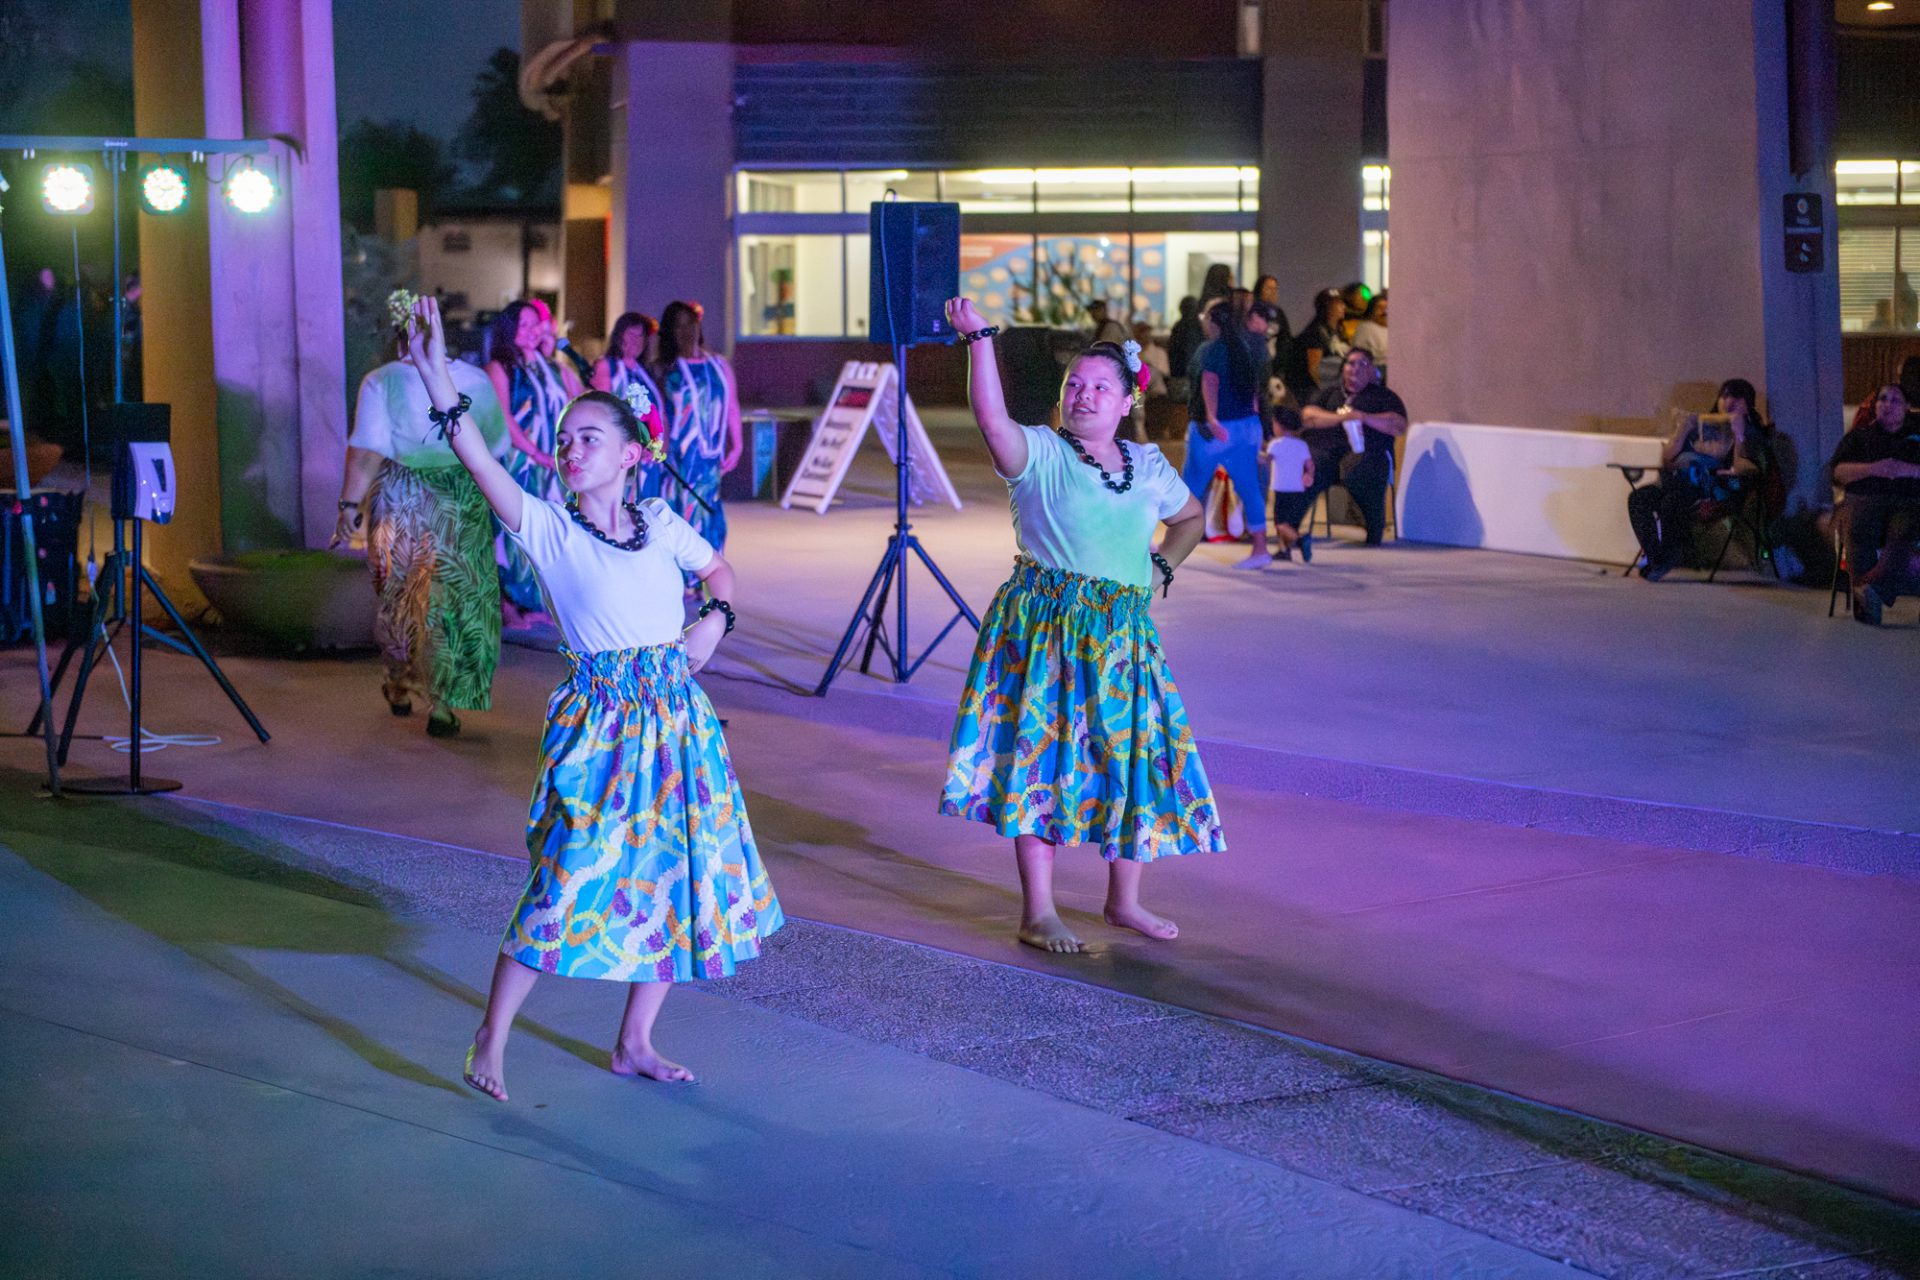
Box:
(502, 643, 783, 981)
(939, 558, 1226, 862)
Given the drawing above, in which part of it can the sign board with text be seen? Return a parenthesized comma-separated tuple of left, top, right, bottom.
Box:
(779, 361, 963, 515)
(1783, 192, 1824, 274)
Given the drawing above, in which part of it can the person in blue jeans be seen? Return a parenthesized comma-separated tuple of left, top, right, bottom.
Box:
(1182, 300, 1272, 569)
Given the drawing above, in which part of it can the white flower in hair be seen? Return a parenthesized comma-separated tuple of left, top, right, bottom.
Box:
(620, 381, 655, 419)
(1121, 339, 1142, 373)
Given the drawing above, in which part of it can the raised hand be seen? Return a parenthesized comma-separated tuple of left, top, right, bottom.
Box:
(406, 297, 460, 412)
(946, 296, 988, 336)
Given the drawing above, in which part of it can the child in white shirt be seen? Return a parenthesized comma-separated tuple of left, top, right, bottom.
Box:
(1267, 405, 1316, 561)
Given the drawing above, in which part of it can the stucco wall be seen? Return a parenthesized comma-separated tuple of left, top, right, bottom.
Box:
(1387, 0, 1772, 435)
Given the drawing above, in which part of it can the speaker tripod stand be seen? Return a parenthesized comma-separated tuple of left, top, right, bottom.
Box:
(816, 339, 979, 694)
(28, 511, 270, 795)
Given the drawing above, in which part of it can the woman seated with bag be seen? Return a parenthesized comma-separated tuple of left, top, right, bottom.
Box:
(1627, 379, 1767, 581)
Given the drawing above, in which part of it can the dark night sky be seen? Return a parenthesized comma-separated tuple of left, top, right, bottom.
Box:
(13, 0, 520, 144)
(331, 0, 522, 140)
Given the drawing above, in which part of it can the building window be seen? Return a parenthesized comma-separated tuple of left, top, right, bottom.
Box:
(738, 234, 846, 337)
(737, 170, 845, 214)
(1836, 158, 1919, 333)
(730, 166, 1361, 337)
(1363, 165, 1390, 213)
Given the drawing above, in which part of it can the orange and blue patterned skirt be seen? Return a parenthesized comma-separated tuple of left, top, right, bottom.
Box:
(940, 557, 1226, 862)
(503, 643, 783, 981)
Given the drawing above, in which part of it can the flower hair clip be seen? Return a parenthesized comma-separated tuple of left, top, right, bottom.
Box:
(386, 288, 420, 333)
(619, 381, 669, 461)
(1121, 338, 1150, 407)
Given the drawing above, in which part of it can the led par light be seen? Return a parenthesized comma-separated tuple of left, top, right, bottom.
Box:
(140, 164, 190, 214)
(224, 166, 276, 214)
(41, 162, 95, 215)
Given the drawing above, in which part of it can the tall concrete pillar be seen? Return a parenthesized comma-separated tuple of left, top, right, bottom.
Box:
(131, 0, 219, 596)
(1388, 0, 1841, 507)
(1259, 0, 1367, 321)
(135, 0, 346, 586)
(616, 42, 735, 350)
(208, 0, 347, 551)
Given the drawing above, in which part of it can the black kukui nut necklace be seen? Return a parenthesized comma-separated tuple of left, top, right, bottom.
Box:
(1056, 428, 1134, 494)
(566, 494, 649, 551)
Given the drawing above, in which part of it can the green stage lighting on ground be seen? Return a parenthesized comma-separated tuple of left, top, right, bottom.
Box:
(140, 164, 190, 214)
(224, 166, 276, 214)
(41, 163, 95, 215)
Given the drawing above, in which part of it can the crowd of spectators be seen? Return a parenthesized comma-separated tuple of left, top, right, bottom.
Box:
(1077, 268, 1399, 563)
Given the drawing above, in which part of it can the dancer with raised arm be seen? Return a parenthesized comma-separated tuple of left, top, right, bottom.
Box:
(938, 297, 1226, 955)
(404, 297, 783, 1100)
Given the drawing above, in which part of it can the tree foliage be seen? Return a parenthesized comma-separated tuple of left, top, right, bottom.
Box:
(338, 119, 457, 231)
(454, 47, 561, 205)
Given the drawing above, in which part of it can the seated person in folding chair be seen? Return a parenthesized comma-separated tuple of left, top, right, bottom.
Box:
(1831, 382, 1920, 626)
(1298, 348, 1407, 545)
(1626, 378, 1767, 581)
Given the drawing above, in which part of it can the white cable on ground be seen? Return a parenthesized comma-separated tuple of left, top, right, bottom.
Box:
(98, 634, 222, 755)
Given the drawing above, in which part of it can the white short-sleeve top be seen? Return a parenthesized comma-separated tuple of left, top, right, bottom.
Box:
(349, 359, 510, 469)
(506, 496, 715, 652)
(1003, 424, 1192, 589)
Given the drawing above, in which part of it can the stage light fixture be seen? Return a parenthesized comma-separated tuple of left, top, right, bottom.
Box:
(140, 164, 190, 214)
(41, 163, 95, 215)
(225, 167, 276, 214)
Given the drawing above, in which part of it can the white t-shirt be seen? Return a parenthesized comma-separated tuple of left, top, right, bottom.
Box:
(349, 359, 509, 469)
(506, 496, 715, 652)
(1003, 425, 1191, 589)
(1267, 435, 1312, 493)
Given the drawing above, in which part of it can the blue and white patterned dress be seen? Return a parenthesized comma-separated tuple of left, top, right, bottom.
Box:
(497, 357, 572, 612)
(661, 356, 732, 552)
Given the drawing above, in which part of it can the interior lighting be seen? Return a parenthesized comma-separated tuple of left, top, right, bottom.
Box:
(140, 164, 190, 214)
(1866, 2, 1894, 11)
(225, 166, 277, 214)
(41, 163, 94, 215)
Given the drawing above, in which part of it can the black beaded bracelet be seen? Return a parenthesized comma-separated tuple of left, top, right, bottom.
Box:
(1150, 551, 1174, 597)
(427, 393, 473, 439)
(962, 325, 1001, 345)
(697, 598, 736, 634)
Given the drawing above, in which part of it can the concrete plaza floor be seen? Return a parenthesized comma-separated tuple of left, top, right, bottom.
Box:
(4, 423, 1919, 1273)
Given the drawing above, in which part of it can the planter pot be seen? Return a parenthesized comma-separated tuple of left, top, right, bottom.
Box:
(189, 549, 376, 651)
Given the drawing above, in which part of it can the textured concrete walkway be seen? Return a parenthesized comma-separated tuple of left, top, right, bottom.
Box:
(2, 795, 1914, 1277)
(3, 421, 1917, 1232)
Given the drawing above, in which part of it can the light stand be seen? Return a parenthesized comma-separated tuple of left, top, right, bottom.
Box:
(816, 197, 977, 694)
(42, 436, 270, 797)
(0, 173, 65, 794)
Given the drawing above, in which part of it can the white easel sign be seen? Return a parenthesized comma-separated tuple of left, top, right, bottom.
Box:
(780, 361, 963, 515)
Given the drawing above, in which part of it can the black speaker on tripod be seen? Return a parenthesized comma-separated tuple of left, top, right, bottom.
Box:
(868, 201, 960, 347)
(816, 198, 978, 695)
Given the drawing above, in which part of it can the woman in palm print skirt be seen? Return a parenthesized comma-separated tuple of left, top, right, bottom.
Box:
(334, 304, 510, 737)
(939, 296, 1225, 956)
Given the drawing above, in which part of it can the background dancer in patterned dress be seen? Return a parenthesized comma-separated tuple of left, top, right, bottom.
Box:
(405, 297, 783, 1100)
(592, 311, 666, 499)
(939, 296, 1225, 955)
(333, 296, 511, 737)
(485, 301, 574, 626)
(653, 301, 742, 556)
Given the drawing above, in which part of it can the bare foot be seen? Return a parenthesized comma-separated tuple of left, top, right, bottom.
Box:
(611, 1043, 696, 1083)
(1104, 903, 1179, 940)
(463, 1031, 508, 1102)
(1018, 915, 1087, 954)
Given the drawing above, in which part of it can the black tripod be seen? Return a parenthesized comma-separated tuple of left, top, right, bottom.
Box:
(29, 458, 270, 795)
(815, 338, 979, 694)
